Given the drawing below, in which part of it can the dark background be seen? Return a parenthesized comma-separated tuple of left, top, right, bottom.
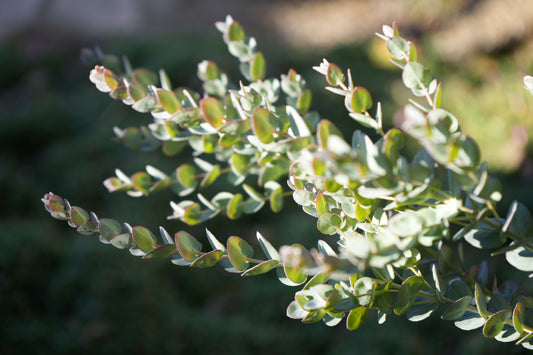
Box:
(2, 0, 533, 353)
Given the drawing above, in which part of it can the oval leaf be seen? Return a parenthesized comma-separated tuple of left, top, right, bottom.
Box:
(175, 231, 203, 262)
(347, 306, 368, 330)
(227, 236, 254, 271)
(483, 310, 512, 338)
(190, 249, 224, 268)
(252, 107, 276, 144)
(132, 226, 157, 253)
(201, 97, 225, 128)
(351, 87, 372, 113)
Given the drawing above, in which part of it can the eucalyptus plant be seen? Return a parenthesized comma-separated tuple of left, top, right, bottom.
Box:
(42, 16, 533, 349)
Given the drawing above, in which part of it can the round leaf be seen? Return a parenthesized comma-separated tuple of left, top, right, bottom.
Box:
(175, 231, 203, 262)
(143, 244, 177, 260)
(347, 306, 368, 330)
(132, 226, 157, 253)
(483, 310, 512, 338)
(326, 63, 344, 86)
(227, 236, 254, 271)
(402, 62, 433, 93)
(190, 249, 224, 268)
(350, 87, 372, 113)
(252, 107, 276, 144)
(98, 218, 122, 242)
(317, 213, 343, 235)
(250, 52, 266, 81)
(394, 276, 425, 315)
(201, 97, 225, 128)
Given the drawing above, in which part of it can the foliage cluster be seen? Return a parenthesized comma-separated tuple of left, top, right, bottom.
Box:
(42, 16, 533, 350)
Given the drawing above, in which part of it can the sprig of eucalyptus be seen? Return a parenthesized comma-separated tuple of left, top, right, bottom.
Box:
(43, 16, 533, 349)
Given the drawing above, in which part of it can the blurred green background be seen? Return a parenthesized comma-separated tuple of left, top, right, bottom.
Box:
(1, 0, 533, 354)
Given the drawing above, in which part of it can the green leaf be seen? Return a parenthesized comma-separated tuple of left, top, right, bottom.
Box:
(98, 218, 122, 242)
(227, 21, 245, 41)
(177, 164, 198, 189)
(450, 135, 480, 169)
(303, 309, 326, 324)
(483, 310, 512, 338)
(127, 81, 147, 101)
(317, 213, 343, 235)
(402, 62, 433, 94)
(441, 295, 473, 320)
(162, 141, 186, 156)
(132, 226, 157, 253)
(69, 206, 90, 227)
(267, 183, 284, 213)
(199, 165, 221, 188)
(326, 63, 344, 86)
(143, 244, 177, 260)
(227, 236, 254, 271)
(202, 134, 218, 154)
(156, 89, 180, 114)
(349, 113, 379, 130)
(252, 107, 276, 144)
(514, 302, 533, 333)
(76, 221, 99, 236)
(386, 37, 410, 60)
(346, 306, 367, 330)
(438, 245, 462, 274)
(227, 193, 244, 220)
(131, 171, 152, 194)
(353, 277, 375, 306)
(463, 223, 505, 249)
(183, 203, 202, 226)
(250, 52, 266, 81)
(475, 283, 490, 319)
(190, 249, 224, 268)
(283, 244, 309, 285)
(315, 192, 329, 216)
(350, 87, 372, 112)
(394, 276, 425, 315)
(446, 279, 472, 300)
(175, 231, 203, 262)
(242, 260, 279, 276)
(133, 68, 158, 87)
(201, 97, 225, 128)
(317, 119, 343, 148)
(110, 233, 134, 249)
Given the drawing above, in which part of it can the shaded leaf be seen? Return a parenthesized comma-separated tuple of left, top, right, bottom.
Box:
(143, 244, 177, 260)
(242, 260, 279, 276)
(483, 310, 512, 338)
(394, 276, 425, 315)
(191, 249, 225, 268)
(441, 295, 473, 321)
